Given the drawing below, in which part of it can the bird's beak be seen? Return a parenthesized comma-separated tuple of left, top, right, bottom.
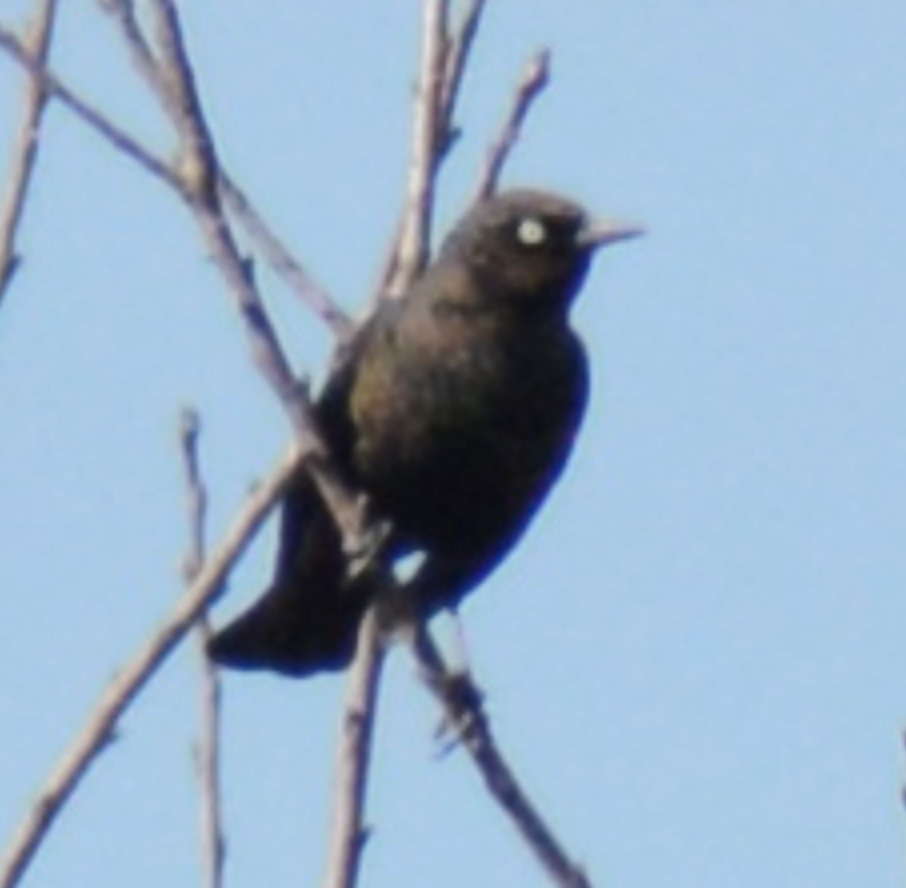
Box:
(578, 218, 645, 250)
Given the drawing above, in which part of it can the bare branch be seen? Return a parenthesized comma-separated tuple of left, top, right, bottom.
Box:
(0, 0, 59, 303)
(98, 0, 222, 206)
(321, 609, 386, 888)
(219, 174, 355, 343)
(384, 0, 449, 298)
(440, 0, 487, 140)
(96, 0, 354, 340)
(178, 409, 227, 888)
(375, 0, 488, 302)
(0, 11, 353, 479)
(103, 0, 370, 557)
(179, 408, 207, 582)
(194, 618, 227, 888)
(1, 9, 352, 343)
(96, 0, 162, 90)
(411, 628, 596, 888)
(0, 25, 177, 188)
(144, 0, 219, 202)
(0, 9, 371, 883)
(473, 48, 551, 202)
(0, 445, 305, 888)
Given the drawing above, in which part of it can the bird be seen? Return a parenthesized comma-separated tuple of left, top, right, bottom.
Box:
(209, 189, 641, 678)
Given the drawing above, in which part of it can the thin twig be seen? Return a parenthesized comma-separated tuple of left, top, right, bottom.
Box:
(219, 174, 355, 343)
(0, 0, 351, 345)
(321, 609, 386, 888)
(384, 0, 449, 298)
(96, 0, 162, 90)
(1, 8, 352, 441)
(145, 0, 218, 203)
(472, 48, 551, 202)
(440, 0, 487, 150)
(179, 408, 208, 589)
(178, 409, 227, 888)
(375, 0, 487, 302)
(0, 445, 305, 888)
(0, 25, 177, 189)
(0, 0, 59, 303)
(411, 629, 596, 888)
(97, 0, 354, 341)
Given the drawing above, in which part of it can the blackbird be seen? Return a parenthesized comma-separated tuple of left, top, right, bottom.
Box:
(209, 189, 640, 677)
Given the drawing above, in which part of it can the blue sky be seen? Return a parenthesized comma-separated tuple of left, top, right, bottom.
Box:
(1, 2, 905, 887)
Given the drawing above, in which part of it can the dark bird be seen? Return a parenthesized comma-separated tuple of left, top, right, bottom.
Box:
(209, 189, 640, 677)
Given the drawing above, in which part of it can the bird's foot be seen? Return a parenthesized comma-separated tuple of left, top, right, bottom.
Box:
(344, 512, 393, 581)
(433, 669, 486, 755)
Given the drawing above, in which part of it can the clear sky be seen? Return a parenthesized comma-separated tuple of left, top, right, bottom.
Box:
(1, 2, 905, 887)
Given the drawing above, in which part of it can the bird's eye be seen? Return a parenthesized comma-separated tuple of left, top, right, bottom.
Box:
(516, 217, 548, 247)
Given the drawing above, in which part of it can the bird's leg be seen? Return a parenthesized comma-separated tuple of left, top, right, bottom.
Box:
(342, 494, 394, 583)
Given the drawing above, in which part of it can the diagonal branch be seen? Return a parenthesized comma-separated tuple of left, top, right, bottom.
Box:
(0, 24, 177, 188)
(0, 445, 304, 888)
(96, 0, 162, 96)
(0, 6, 373, 884)
(411, 629, 597, 888)
(440, 0, 487, 148)
(0, 0, 59, 304)
(219, 174, 355, 343)
(124, 0, 369, 554)
(473, 48, 551, 202)
(97, 0, 354, 341)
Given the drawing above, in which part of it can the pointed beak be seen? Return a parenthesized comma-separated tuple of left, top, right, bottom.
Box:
(577, 218, 645, 251)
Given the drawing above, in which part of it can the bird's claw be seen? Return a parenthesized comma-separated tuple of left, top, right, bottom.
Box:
(345, 516, 393, 581)
(433, 670, 485, 755)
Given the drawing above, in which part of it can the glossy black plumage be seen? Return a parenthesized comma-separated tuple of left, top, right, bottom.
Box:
(209, 189, 639, 677)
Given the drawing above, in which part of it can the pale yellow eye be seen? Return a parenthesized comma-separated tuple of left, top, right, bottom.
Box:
(516, 217, 547, 246)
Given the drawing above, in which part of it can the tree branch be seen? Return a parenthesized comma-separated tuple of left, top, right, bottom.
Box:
(0, 445, 304, 888)
(0, 1, 355, 344)
(178, 409, 227, 888)
(375, 0, 489, 301)
(473, 48, 551, 202)
(0, 0, 59, 304)
(107, 0, 370, 556)
(219, 173, 355, 343)
(440, 0, 487, 145)
(0, 24, 177, 188)
(321, 608, 386, 888)
(411, 628, 596, 888)
(383, 0, 449, 298)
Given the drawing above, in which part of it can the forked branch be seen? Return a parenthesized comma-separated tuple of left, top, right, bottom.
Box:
(0, 0, 60, 302)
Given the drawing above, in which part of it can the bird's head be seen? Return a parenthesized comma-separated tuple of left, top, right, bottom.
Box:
(441, 189, 642, 309)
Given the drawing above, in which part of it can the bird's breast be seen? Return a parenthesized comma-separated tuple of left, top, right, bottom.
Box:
(349, 304, 588, 556)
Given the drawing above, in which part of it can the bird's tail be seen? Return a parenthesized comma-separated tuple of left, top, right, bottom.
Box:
(208, 478, 370, 678)
(207, 580, 367, 678)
